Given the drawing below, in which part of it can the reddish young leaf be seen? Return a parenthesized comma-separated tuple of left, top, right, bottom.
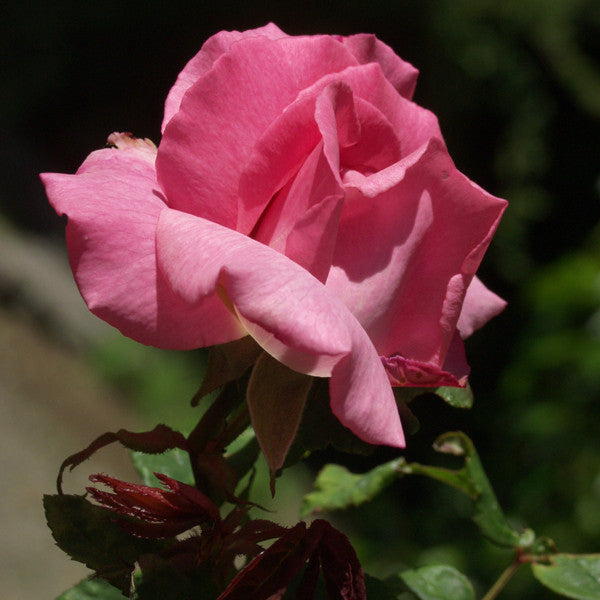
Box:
(87, 472, 220, 538)
(193, 445, 239, 501)
(186, 381, 244, 455)
(212, 516, 288, 572)
(57, 425, 188, 493)
(296, 551, 321, 600)
(217, 522, 319, 600)
(318, 522, 366, 600)
(231, 519, 289, 545)
(217, 519, 366, 600)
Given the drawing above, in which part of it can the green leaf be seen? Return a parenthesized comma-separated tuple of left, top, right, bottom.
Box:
(56, 578, 126, 599)
(438, 433, 532, 548)
(532, 554, 600, 599)
(44, 494, 165, 593)
(400, 565, 475, 600)
(300, 432, 532, 550)
(300, 459, 403, 518)
(396, 457, 477, 499)
(434, 384, 474, 409)
(398, 432, 532, 549)
(131, 448, 194, 486)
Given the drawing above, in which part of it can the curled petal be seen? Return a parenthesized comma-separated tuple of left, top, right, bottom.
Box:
(253, 142, 345, 282)
(156, 209, 404, 448)
(383, 355, 463, 387)
(238, 63, 439, 235)
(383, 332, 469, 387)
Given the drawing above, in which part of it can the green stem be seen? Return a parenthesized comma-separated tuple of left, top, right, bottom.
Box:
(481, 559, 522, 600)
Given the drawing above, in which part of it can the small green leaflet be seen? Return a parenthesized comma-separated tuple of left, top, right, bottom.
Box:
(300, 459, 403, 517)
(400, 565, 475, 600)
(395, 384, 473, 410)
(532, 554, 600, 600)
(131, 448, 195, 486)
(401, 432, 533, 548)
(434, 384, 474, 409)
(301, 431, 533, 550)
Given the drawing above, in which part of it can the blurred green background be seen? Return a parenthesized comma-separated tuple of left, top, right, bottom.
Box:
(2, 0, 600, 598)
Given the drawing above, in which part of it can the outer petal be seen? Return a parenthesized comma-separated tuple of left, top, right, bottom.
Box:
(328, 138, 507, 370)
(341, 33, 419, 99)
(156, 208, 404, 448)
(41, 134, 243, 349)
(457, 276, 507, 339)
(161, 23, 287, 132)
(330, 319, 405, 446)
(157, 35, 359, 228)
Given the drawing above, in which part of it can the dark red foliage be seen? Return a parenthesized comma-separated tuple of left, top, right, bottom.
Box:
(87, 471, 364, 599)
(217, 519, 366, 600)
(58, 425, 188, 493)
(87, 472, 220, 538)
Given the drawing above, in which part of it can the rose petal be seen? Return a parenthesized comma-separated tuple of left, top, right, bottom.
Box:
(457, 276, 507, 339)
(330, 317, 405, 447)
(156, 208, 350, 374)
(343, 65, 442, 158)
(41, 135, 243, 348)
(156, 209, 404, 447)
(157, 35, 359, 229)
(284, 193, 344, 283)
(314, 81, 362, 176)
(341, 33, 419, 99)
(441, 330, 470, 383)
(314, 79, 403, 176)
(161, 23, 288, 131)
(339, 97, 402, 174)
(328, 138, 507, 370)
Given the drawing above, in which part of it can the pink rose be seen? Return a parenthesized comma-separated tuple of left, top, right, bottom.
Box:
(41, 24, 506, 465)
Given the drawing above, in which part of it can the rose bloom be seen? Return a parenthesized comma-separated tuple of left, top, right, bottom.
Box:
(41, 24, 506, 462)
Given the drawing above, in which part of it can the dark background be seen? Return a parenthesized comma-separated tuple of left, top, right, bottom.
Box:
(3, 1, 600, 598)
